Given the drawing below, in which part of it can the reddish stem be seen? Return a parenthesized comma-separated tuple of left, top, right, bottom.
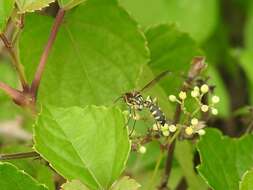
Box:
(0, 33, 28, 90)
(0, 82, 25, 104)
(31, 9, 65, 96)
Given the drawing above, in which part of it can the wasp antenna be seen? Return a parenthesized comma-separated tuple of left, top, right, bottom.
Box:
(113, 96, 123, 104)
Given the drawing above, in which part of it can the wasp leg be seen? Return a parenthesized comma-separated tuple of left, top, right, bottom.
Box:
(129, 109, 137, 137)
(124, 107, 132, 128)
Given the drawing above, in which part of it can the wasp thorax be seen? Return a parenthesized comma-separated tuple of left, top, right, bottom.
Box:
(123, 91, 144, 110)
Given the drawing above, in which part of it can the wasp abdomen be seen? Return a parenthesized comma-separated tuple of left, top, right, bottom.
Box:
(148, 104, 166, 125)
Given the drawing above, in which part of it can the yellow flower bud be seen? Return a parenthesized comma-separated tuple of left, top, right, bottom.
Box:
(162, 130, 170, 137)
(191, 90, 200, 97)
(169, 125, 177, 132)
(185, 126, 194, 136)
(153, 124, 159, 131)
(169, 95, 177, 102)
(139, 146, 146, 154)
(211, 108, 218, 115)
(212, 96, 220, 104)
(191, 118, 199, 125)
(201, 105, 209, 112)
(197, 129, 206, 136)
(179, 91, 187, 100)
(200, 84, 209, 93)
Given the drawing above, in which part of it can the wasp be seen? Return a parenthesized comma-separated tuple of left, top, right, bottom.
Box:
(115, 70, 170, 132)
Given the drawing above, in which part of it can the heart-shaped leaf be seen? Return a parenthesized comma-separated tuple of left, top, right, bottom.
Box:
(34, 106, 130, 190)
(197, 129, 253, 190)
(58, 0, 86, 10)
(19, 0, 149, 107)
(15, 0, 55, 13)
(0, 162, 48, 190)
(61, 180, 89, 190)
(240, 170, 253, 190)
(0, 0, 15, 32)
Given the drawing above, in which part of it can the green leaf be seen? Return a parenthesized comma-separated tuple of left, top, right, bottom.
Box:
(197, 128, 253, 190)
(19, 0, 149, 107)
(175, 141, 208, 190)
(111, 176, 141, 190)
(0, 162, 48, 190)
(120, 0, 218, 43)
(0, 0, 15, 32)
(61, 180, 89, 190)
(15, 0, 55, 13)
(34, 106, 130, 190)
(240, 170, 253, 190)
(244, 3, 253, 49)
(145, 24, 201, 95)
(0, 145, 55, 190)
(58, 0, 86, 10)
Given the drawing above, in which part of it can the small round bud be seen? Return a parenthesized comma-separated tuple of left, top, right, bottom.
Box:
(197, 129, 206, 136)
(200, 84, 209, 93)
(194, 86, 200, 92)
(191, 118, 199, 125)
(179, 91, 187, 100)
(201, 105, 209, 112)
(169, 124, 177, 132)
(162, 130, 170, 137)
(191, 90, 200, 97)
(139, 146, 146, 154)
(185, 127, 193, 136)
(153, 124, 159, 131)
(211, 108, 218, 115)
(162, 123, 169, 130)
(169, 95, 177, 102)
(212, 96, 220, 104)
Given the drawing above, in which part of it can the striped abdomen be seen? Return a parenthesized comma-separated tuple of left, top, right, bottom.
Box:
(148, 103, 166, 125)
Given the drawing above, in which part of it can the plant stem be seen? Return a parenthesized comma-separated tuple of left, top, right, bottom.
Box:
(159, 104, 182, 189)
(0, 151, 39, 160)
(0, 33, 28, 90)
(0, 81, 24, 102)
(148, 151, 164, 190)
(31, 8, 65, 96)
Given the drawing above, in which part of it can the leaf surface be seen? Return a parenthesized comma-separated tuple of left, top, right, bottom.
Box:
(19, 0, 149, 107)
(197, 129, 253, 190)
(15, 0, 55, 13)
(0, 162, 48, 190)
(0, 0, 15, 32)
(34, 106, 130, 190)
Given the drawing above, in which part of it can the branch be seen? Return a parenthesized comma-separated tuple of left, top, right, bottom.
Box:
(159, 56, 206, 189)
(0, 33, 28, 90)
(0, 151, 39, 160)
(31, 8, 65, 96)
(0, 81, 24, 103)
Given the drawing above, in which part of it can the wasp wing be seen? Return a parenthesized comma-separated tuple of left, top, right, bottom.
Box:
(140, 70, 171, 92)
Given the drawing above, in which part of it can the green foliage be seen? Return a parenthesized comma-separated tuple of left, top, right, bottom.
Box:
(120, 0, 218, 43)
(19, 0, 149, 107)
(15, 0, 55, 13)
(197, 129, 253, 190)
(0, 0, 15, 32)
(145, 24, 201, 95)
(175, 141, 207, 190)
(111, 176, 141, 190)
(58, 0, 86, 10)
(240, 170, 253, 190)
(61, 180, 89, 190)
(34, 106, 130, 190)
(0, 162, 48, 190)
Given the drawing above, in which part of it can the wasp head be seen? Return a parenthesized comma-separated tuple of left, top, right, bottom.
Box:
(123, 91, 144, 110)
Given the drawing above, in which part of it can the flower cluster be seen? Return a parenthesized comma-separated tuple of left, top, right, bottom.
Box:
(169, 84, 220, 137)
